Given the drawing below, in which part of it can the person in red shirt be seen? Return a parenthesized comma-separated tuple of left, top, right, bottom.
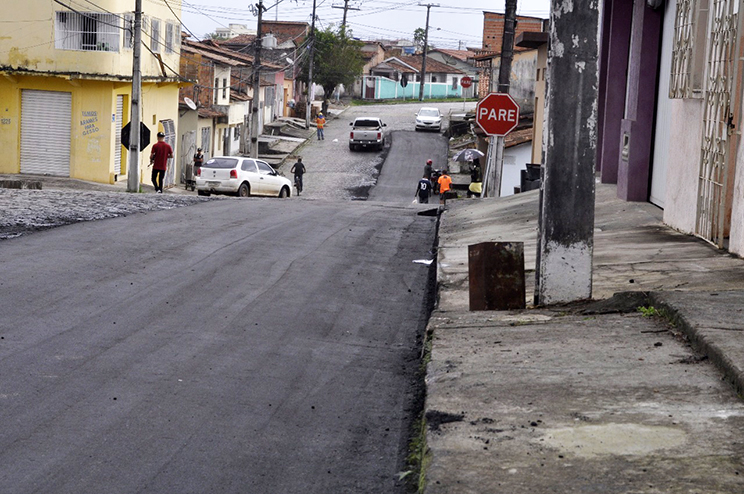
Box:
(438, 169, 453, 205)
(149, 131, 173, 193)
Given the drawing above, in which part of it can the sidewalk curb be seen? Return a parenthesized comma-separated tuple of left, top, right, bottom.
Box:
(649, 291, 744, 397)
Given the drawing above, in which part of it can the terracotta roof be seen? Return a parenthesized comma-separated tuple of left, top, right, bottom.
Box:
(230, 92, 252, 102)
(220, 34, 256, 45)
(198, 107, 226, 118)
(395, 55, 466, 74)
(471, 47, 533, 61)
(505, 127, 533, 148)
(181, 43, 243, 67)
(430, 49, 476, 62)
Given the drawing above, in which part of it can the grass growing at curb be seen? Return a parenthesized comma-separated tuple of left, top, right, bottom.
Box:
(401, 415, 431, 493)
(400, 328, 435, 492)
(638, 306, 660, 317)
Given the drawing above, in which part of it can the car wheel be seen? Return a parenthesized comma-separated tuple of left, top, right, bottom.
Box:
(349, 143, 355, 151)
(238, 183, 251, 197)
(197, 189, 210, 196)
(279, 186, 289, 198)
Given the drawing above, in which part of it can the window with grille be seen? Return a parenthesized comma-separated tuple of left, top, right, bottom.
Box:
(670, 0, 710, 98)
(123, 14, 133, 49)
(165, 23, 174, 53)
(151, 18, 160, 52)
(223, 78, 227, 99)
(54, 11, 120, 52)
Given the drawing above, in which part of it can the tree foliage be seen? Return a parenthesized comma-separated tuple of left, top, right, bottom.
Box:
(413, 27, 427, 52)
(299, 26, 365, 103)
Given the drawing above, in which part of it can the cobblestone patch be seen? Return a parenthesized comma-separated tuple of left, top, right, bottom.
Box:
(0, 189, 212, 240)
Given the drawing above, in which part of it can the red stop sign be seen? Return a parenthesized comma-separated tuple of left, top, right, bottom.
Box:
(460, 76, 473, 88)
(476, 92, 520, 136)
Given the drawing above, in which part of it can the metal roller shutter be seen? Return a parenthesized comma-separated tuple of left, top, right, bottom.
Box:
(114, 95, 123, 175)
(20, 90, 72, 176)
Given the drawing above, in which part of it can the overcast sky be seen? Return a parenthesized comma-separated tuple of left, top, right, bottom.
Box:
(177, 0, 551, 50)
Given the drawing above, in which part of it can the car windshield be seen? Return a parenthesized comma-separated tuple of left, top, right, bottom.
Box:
(418, 109, 439, 117)
(354, 120, 380, 127)
(203, 157, 238, 169)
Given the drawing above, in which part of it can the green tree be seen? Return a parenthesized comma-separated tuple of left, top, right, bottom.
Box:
(413, 27, 427, 53)
(299, 25, 365, 112)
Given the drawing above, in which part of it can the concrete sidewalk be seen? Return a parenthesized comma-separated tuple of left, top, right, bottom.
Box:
(424, 183, 744, 492)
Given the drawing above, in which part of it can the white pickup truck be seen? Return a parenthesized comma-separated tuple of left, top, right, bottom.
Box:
(349, 117, 387, 151)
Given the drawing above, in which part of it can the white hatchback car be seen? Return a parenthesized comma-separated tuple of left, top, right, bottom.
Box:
(196, 156, 292, 198)
(415, 107, 443, 132)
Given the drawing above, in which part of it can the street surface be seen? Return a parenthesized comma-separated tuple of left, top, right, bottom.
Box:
(0, 102, 471, 493)
(279, 101, 472, 201)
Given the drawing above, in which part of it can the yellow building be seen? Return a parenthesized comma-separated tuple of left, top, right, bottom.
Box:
(0, 0, 182, 185)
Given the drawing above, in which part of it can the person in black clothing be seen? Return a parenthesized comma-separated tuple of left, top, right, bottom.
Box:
(470, 157, 481, 183)
(424, 159, 433, 181)
(415, 174, 433, 204)
(193, 148, 204, 174)
(291, 157, 306, 195)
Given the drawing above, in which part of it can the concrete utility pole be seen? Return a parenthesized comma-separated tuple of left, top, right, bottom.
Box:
(127, 0, 143, 193)
(535, 0, 600, 305)
(418, 3, 438, 101)
(482, 0, 517, 198)
(332, 0, 360, 29)
(305, 0, 317, 128)
(250, 0, 265, 158)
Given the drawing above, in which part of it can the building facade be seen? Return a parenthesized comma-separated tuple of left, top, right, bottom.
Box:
(0, 0, 182, 185)
(597, 0, 744, 257)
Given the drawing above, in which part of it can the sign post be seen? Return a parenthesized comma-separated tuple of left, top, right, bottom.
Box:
(476, 93, 520, 197)
(460, 76, 472, 109)
(475, 92, 520, 137)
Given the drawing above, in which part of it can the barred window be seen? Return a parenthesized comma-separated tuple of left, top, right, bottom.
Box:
(123, 14, 133, 50)
(151, 18, 160, 52)
(55, 11, 120, 52)
(165, 23, 174, 53)
(670, 0, 709, 98)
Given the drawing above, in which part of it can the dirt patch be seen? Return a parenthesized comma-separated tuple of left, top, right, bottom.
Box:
(425, 410, 465, 432)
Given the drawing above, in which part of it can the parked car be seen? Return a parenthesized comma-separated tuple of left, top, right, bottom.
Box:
(415, 107, 443, 132)
(349, 117, 387, 151)
(196, 156, 292, 198)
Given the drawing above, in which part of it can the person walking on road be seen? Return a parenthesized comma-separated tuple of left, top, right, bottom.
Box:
(424, 159, 433, 181)
(291, 156, 306, 195)
(193, 147, 204, 174)
(415, 174, 433, 204)
(438, 169, 453, 205)
(149, 131, 173, 193)
(315, 112, 326, 140)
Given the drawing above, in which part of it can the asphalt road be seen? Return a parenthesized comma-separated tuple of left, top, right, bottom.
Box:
(0, 198, 437, 493)
(368, 130, 448, 203)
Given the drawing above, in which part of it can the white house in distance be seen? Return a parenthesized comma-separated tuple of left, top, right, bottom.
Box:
(214, 23, 255, 39)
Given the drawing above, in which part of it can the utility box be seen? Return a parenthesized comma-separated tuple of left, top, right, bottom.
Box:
(468, 242, 526, 310)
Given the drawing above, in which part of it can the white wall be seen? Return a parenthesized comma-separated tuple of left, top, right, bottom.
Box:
(663, 98, 704, 235)
(214, 66, 231, 105)
(729, 116, 744, 256)
(501, 142, 532, 196)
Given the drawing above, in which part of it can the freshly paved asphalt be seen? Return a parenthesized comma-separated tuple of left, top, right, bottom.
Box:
(0, 198, 436, 493)
(0, 102, 473, 493)
(367, 130, 448, 204)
